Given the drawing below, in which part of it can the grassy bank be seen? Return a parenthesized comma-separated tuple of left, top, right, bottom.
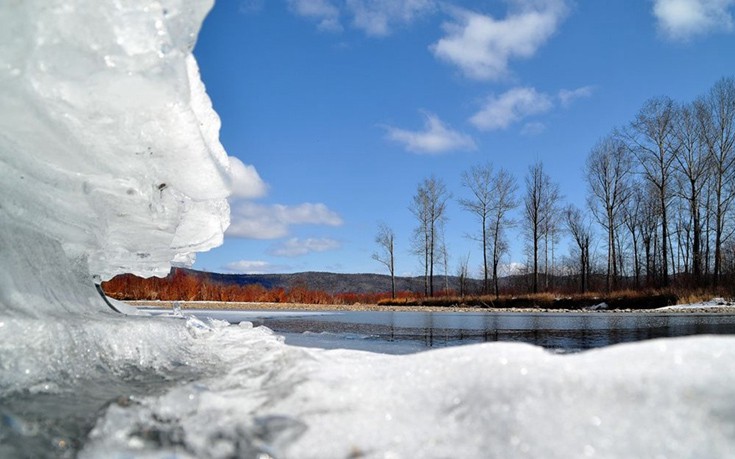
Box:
(378, 290, 681, 310)
(127, 289, 735, 313)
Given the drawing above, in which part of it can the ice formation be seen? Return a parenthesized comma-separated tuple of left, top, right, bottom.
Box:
(0, 0, 229, 316)
(80, 331, 735, 458)
(1, 1, 735, 458)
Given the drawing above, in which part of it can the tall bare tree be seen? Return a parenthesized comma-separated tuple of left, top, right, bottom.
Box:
(586, 134, 633, 291)
(622, 183, 646, 287)
(673, 101, 710, 283)
(459, 163, 518, 296)
(372, 223, 396, 298)
(488, 169, 518, 298)
(696, 77, 735, 287)
(625, 96, 679, 286)
(459, 163, 494, 294)
(523, 161, 559, 293)
(542, 176, 562, 290)
(639, 181, 662, 285)
(410, 176, 449, 297)
(439, 221, 450, 294)
(563, 205, 592, 292)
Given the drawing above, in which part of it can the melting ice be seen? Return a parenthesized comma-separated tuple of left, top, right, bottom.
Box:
(1, 1, 735, 458)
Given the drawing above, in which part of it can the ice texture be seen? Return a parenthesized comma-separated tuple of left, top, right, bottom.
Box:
(0, 0, 230, 316)
(80, 330, 735, 458)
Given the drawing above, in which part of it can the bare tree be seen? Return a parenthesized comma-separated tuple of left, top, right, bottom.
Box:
(459, 163, 518, 297)
(639, 181, 662, 286)
(488, 169, 518, 298)
(456, 253, 471, 299)
(410, 187, 431, 296)
(410, 176, 449, 297)
(696, 77, 735, 287)
(459, 163, 494, 294)
(625, 96, 679, 286)
(541, 176, 562, 290)
(672, 101, 710, 283)
(372, 223, 396, 298)
(564, 205, 592, 292)
(586, 134, 633, 291)
(439, 221, 450, 295)
(523, 161, 560, 293)
(622, 183, 645, 287)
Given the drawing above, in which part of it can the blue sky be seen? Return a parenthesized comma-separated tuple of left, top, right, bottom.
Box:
(192, 0, 735, 277)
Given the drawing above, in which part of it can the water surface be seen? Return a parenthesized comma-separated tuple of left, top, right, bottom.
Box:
(157, 309, 735, 354)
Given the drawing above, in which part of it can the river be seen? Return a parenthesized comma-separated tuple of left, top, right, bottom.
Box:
(145, 308, 735, 354)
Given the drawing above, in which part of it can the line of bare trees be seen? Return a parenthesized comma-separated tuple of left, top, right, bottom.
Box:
(587, 77, 735, 291)
(374, 77, 735, 297)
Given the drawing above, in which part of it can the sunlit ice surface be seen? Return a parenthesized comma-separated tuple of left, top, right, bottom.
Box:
(1, 1, 734, 458)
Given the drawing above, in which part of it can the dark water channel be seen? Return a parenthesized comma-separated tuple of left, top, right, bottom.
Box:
(171, 309, 735, 354)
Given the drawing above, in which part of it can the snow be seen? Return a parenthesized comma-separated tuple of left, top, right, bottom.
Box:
(1, 1, 735, 458)
(659, 298, 735, 311)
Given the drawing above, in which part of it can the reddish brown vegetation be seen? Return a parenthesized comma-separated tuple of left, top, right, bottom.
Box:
(101, 269, 689, 310)
(101, 268, 412, 305)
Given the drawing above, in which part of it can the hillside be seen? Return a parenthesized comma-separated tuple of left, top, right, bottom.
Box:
(101, 267, 490, 300)
(182, 269, 485, 295)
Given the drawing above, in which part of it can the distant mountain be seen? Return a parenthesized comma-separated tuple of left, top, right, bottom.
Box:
(188, 269, 486, 295)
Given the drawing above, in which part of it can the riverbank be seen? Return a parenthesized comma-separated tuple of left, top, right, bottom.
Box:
(127, 299, 735, 314)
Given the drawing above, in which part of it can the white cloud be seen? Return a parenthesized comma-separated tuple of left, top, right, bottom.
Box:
(223, 260, 289, 274)
(270, 237, 341, 257)
(558, 85, 594, 107)
(227, 202, 343, 239)
(520, 121, 546, 136)
(385, 112, 476, 154)
(346, 0, 436, 36)
(287, 0, 436, 35)
(229, 156, 268, 199)
(430, 0, 569, 80)
(470, 87, 553, 131)
(653, 0, 735, 41)
(239, 0, 264, 14)
(287, 0, 343, 32)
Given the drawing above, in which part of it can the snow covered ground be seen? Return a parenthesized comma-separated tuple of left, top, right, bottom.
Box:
(658, 298, 735, 312)
(1, 2, 735, 458)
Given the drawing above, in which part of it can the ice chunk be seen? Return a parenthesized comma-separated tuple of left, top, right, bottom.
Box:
(0, 0, 230, 315)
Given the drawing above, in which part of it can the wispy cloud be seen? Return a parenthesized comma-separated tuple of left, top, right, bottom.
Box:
(270, 237, 341, 257)
(470, 87, 553, 131)
(223, 260, 290, 274)
(229, 156, 268, 199)
(430, 0, 569, 80)
(287, 0, 343, 32)
(521, 121, 546, 136)
(558, 85, 594, 107)
(227, 202, 343, 239)
(385, 112, 476, 154)
(653, 0, 735, 41)
(287, 0, 436, 36)
(347, 0, 437, 36)
(239, 0, 264, 14)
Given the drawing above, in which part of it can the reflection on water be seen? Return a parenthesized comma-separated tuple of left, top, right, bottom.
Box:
(174, 309, 735, 354)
